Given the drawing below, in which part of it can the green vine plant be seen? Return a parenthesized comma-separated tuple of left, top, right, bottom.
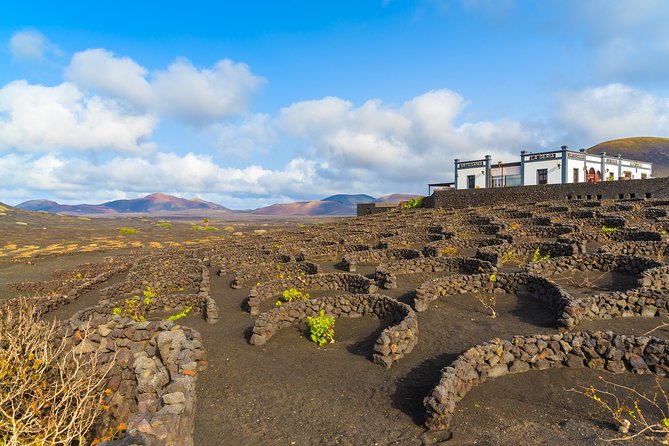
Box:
(566, 375, 669, 444)
(601, 226, 620, 233)
(500, 250, 523, 267)
(276, 288, 310, 307)
(530, 248, 551, 263)
(166, 306, 192, 321)
(112, 286, 156, 321)
(306, 310, 335, 346)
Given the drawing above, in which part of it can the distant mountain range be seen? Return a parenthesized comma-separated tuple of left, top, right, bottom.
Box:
(17, 193, 229, 215)
(15, 192, 418, 217)
(251, 193, 419, 216)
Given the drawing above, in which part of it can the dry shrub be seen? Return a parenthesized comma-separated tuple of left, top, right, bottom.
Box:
(0, 299, 112, 445)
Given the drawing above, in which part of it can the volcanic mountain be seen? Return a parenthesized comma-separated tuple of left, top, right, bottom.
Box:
(251, 193, 421, 216)
(17, 193, 229, 215)
(587, 137, 669, 177)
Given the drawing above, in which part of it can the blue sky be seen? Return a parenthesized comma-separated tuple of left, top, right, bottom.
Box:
(1, 0, 668, 208)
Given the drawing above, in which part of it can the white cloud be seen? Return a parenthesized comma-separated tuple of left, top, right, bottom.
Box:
(9, 29, 62, 60)
(0, 80, 157, 153)
(278, 89, 533, 182)
(211, 113, 278, 158)
(556, 83, 669, 145)
(0, 151, 326, 207)
(66, 49, 152, 108)
(66, 50, 266, 124)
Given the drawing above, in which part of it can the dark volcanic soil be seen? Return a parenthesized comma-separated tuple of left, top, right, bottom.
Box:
(185, 271, 665, 445)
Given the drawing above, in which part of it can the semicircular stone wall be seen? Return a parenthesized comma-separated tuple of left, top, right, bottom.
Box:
(413, 272, 576, 326)
(375, 257, 496, 289)
(249, 293, 418, 368)
(424, 331, 669, 431)
(246, 273, 378, 316)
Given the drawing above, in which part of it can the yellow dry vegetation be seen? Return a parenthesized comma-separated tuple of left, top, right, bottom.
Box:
(77, 216, 92, 221)
(148, 242, 163, 249)
(15, 221, 27, 226)
(0, 204, 8, 212)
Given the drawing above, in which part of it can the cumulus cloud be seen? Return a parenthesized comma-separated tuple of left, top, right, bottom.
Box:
(0, 80, 157, 153)
(66, 50, 266, 124)
(66, 49, 152, 107)
(556, 83, 669, 145)
(0, 151, 326, 207)
(210, 113, 278, 158)
(9, 29, 62, 60)
(278, 89, 533, 183)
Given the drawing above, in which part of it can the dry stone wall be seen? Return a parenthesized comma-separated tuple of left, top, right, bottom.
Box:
(249, 293, 418, 368)
(341, 248, 423, 272)
(476, 242, 579, 267)
(413, 272, 575, 326)
(230, 260, 320, 289)
(246, 273, 378, 315)
(60, 316, 207, 446)
(424, 331, 669, 431)
(375, 257, 495, 289)
(524, 253, 663, 277)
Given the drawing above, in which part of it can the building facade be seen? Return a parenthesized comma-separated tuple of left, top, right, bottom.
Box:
(453, 146, 653, 190)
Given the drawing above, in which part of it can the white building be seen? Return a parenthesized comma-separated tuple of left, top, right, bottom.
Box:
(453, 146, 653, 190)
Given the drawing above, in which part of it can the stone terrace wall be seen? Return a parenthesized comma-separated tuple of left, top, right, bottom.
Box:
(79, 259, 219, 324)
(341, 248, 423, 272)
(426, 177, 669, 210)
(424, 331, 669, 431)
(230, 260, 320, 289)
(598, 241, 669, 259)
(524, 253, 663, 277)
(423, 237, 507, 256)
(246, 273, 378, 315)
(375, 257, 496, 289)
(249, 294, 418, 368)
(476, 242, 579, 267)
(60, 317, 207, 446)
(27, 261, 133, 315)
(413, 272, 575, 326)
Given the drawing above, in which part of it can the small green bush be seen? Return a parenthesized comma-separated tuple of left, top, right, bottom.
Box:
(119, 227, 137, 235)
(402, 197, 424, 209)
(156, 222, 172, 227)
(307, 310, 335, 346)
(601, 226, 620, 233)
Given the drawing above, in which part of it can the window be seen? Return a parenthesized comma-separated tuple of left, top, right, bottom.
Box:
(537, 169, 548, 185)
(623, 171, 632, 180)
(505, 174, 522, 187)
(641, 173, 648, 179)
(492, 176, 504, 188)
(467, 175, 476, 189)
(573, 168, 579, 183)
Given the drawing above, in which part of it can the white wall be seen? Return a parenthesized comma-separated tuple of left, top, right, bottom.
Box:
(456, 166, 487, 189)
(523, 159, 562, 186)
